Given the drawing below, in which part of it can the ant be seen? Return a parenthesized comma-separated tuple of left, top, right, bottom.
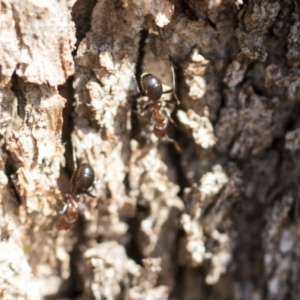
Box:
(136, 66, 180, 142)
(56, 149, 95, 230)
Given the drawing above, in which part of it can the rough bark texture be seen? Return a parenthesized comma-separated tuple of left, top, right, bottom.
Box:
(1, 0, 300, 299)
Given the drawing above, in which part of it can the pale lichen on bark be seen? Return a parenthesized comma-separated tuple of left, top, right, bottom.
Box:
(2, 0, 300, 299)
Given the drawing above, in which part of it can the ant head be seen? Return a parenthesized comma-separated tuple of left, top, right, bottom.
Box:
(141, 73, 163, 101)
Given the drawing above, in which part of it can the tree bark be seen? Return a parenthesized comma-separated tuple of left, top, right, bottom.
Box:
(1, 0, 300, 299)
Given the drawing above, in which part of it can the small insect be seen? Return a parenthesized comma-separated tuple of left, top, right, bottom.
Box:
(57, 154, 95, 230)
(137, 67, 180, 141)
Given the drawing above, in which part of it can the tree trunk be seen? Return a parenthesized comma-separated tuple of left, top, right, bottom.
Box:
(1, 0, 300, 299)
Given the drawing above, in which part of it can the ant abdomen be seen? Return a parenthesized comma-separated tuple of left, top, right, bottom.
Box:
(70, 163, 95, 199)
(141, 73, 163, 101)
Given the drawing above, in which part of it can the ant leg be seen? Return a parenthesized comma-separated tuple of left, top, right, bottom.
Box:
(164, 107, 179, 129)
(127, 61, 146, 96)
(83, 190, 96, 198)
(156, 23, 164, 39)
(162, 108, 182, 152)
(59, 204, 68, 215)
(155, 110, 181, 151)
(165, 98, 180, 106)
(162, 89, 173, 95)
(91, 177, 100, 195)
(132, 102, 151, 116)
(296, 186, 300, 222)
(134, 76, 145, 96)
(57, 193, 74, 213)
(163, 136, 182, 153)
(141, 102, 151, 114)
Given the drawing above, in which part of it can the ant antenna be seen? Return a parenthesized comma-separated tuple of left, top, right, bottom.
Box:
(171, 65, 180, 105)
(71, 137, 78, 171)
(160, 66, 180, 105)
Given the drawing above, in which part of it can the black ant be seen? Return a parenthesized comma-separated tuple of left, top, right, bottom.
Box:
(136, 67, 180, 143)
(56, 150, 95, 230)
